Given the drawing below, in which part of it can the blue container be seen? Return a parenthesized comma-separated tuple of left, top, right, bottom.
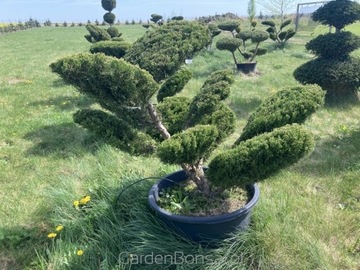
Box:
(148, 169, 260, 243)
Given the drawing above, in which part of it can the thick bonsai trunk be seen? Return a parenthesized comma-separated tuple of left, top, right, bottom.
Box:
(146, 102, 212, 196)
(181, 162, 211, 196)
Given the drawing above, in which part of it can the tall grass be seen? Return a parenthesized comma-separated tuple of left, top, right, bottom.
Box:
(0, 23, 359, 269)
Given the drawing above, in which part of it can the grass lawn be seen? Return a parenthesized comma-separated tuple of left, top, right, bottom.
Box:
(0, 22, 360, 269)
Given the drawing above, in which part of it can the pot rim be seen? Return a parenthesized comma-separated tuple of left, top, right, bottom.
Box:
(148, 169, 260, 224)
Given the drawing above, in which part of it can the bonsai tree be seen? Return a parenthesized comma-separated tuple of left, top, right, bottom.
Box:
(293, 0, 360, 101)
(85, 0, 121, 43)
(50, 20, 324, 202)
(150, 14, 163, 25)
(124, 21, 210, 82)
(142, 14, 164, 28)
(216, 29, 269, 64)
(262, 18, 296, 48)
(215, 20, 269, 69)
(85, 0, 130, 59)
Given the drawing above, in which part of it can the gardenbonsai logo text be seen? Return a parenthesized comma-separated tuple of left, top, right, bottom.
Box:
(118, 251, 241, 265)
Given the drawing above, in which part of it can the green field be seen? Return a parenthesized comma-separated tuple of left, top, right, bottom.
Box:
(0, 23, 360, 269)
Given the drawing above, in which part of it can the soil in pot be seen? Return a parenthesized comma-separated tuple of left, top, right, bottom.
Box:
(157, 179, 250, 216)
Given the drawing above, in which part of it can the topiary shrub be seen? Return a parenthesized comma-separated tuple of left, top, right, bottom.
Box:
(85, 0, 122, 43)
(150, 14, 163, 25)
(294, 0, 360, 101)
(311, 0, 360, 33)
(294, 57, 360, 98)
(157, 96, 191, 136)
(207, 124, 314, 189)
(216, 20, 269, 67)
(90, 41, 130, 58)
(106, 26, 121, 38)
(101, 0, 116, 12)
(73, 109, 157, 155)
(262, 19, 296, 48)
(103, 12, 116, 25)
(217, 20, 241, 35)
(157, 125, 219, 165)
(236, 84, 325, 142)
(51, 20, 323, 199)
(305, 31, 360, 60)
(157, 69, 193, 102)
(125, 20, 210, 82)
(85, 24, 111, 43)
(171, 16, 184, 21)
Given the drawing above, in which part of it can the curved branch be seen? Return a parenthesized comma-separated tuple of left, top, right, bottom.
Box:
(146, 102, 171, 140)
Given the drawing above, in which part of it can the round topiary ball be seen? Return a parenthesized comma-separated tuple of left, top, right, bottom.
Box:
(101, 0, 116, 12)
(251, 30, 269, 43)
(107, 26, 120, 38)
(217, 20, 241, 32)
(104, 12, 116, 25)
(216, 37, 242, 53)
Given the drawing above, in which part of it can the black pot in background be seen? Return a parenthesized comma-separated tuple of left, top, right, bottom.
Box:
(148, 169, 260, 244)
(236, 62, 257, 74)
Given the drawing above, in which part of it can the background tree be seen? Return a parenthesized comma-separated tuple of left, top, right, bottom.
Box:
(248, 0, 257, 28)
(257, 0, 298, 22)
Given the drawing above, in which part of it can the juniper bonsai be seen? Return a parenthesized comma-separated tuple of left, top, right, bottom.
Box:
(294, 0, 360, 100)
(51, 20, 324, 198)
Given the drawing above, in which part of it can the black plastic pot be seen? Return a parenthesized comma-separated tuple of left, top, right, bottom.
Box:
(148, 169, 260, 243)
(236, 62, 257, 74)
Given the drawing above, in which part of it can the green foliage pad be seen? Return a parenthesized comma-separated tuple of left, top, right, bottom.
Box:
(207, 124, 314, 189)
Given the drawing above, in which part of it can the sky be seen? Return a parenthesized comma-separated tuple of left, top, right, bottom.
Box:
(0, 0, 295, 24)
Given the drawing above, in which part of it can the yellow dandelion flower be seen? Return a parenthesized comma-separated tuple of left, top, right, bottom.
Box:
(73, 200, 80, 207)
(47, 232, 57, 239)
(55, 225, 64, 232)
(77, 249, 84, 256)
(79, 195, 91, 205)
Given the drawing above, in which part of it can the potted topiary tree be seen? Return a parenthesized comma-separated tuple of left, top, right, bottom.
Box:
(50, 20, 324, 243)
(293, 0, 360, 102)
(216, 20, 269, 74)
